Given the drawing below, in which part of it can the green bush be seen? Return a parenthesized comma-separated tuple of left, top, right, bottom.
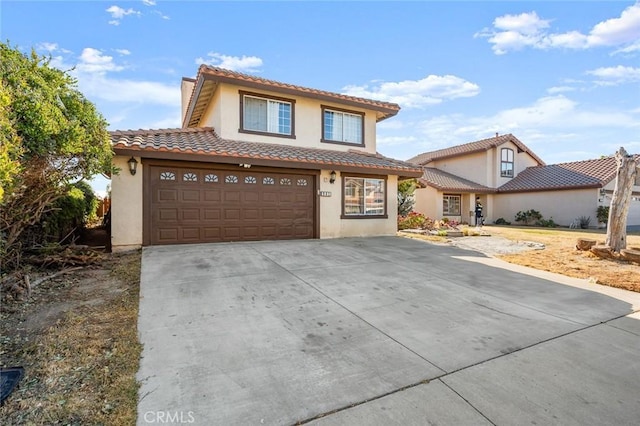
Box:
(397, 179, 416, 216)
(494, 217, 511, 225)
(578, 216, 591, 229)
(73, 180, 98, 222)
(597, 206, 609, 224)
(36, 182, 98, 242)
(515, 209, 543, 225)
(537, 217, 558, 228)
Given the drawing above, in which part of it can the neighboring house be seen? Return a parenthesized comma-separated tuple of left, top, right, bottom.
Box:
(109, 65, 422, 250)
(408, 134, 640, 228)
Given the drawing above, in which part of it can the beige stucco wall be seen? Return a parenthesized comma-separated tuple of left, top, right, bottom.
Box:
(110, 155, 143, 251)
(493, 188, 597, 227)
(430, 151, 489, 186)
(413, 187, 440, 219)
(180, 79, 195, 125)
(198, 83, 378, 154)
(319, 171, 398, 238)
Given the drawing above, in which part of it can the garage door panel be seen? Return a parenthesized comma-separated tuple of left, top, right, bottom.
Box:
(158, 228, 178, 242)
(158, 189, 177, 202)
(149, 165, 315, 245)
(203, 190, 221, 202)
(181, 190, 200, 202)
(261, 192, 278, 203)
(224, 191, 241, 202)
(181, 209, 200, 221)
(243, 191, 259, 202)
(181, 228, 200, 240)
(204, 209, 221, 220)
(158, 209, 178, 221)
(203, 227, 221, 239)
(243, 209, 259, 220)
(224, 227, 241, 239)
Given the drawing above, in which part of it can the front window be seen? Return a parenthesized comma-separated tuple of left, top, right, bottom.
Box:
(501, 148, 514, 177)
(240, 92, 294, 137)
(322, 106, 363, 145)
(343, 177, 386, 217)
(443, 194, 461, 216)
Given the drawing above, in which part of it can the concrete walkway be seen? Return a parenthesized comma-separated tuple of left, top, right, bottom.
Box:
(137, 237, 640, 425)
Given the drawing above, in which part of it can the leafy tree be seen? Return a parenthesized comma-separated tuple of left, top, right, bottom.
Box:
(397, 178, 417, 216)
(0, 42, 112, 268)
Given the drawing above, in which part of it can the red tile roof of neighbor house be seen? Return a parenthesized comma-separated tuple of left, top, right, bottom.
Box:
(498, 155, 639, 193)
(407, 133, 545, 166)
(183, 65, 401, 127)
(419, 168, 494, 193)
(110, 127, 423, 177)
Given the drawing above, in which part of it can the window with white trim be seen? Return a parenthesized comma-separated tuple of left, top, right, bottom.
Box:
(501, 148, 514, 178)
(343, 177, 386, 217)
(241, 92, 293, 136)
(443, 194, 461, 216)
(323, 107, 363, 145)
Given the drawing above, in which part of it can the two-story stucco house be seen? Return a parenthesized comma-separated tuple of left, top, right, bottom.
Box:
(109, 65, 422, 251)
(409, 133, 640, 228)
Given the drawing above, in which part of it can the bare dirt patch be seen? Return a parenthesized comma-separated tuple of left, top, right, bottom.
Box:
(400, 226, 640, 293)
(1, 251, 141, 425)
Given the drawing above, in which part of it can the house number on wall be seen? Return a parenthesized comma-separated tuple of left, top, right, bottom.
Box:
(318, 191, 332, 197)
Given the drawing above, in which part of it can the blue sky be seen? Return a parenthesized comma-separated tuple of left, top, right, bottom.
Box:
(3, 1, 640, 195)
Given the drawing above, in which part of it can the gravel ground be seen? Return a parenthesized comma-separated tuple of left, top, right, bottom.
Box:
(448, 235, 546, 256)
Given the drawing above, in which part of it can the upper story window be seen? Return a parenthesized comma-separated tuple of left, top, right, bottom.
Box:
(501, 148, 514, 178)
(239, 91, 295, 138)
(322, 106, 364, 146)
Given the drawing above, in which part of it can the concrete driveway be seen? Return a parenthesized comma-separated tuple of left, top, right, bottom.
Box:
(137, 237, 640, 425)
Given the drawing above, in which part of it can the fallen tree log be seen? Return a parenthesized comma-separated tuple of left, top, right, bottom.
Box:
(590, 244, 615, 259)
(576, 238, 597, 251)
(620, 249, 640, 264)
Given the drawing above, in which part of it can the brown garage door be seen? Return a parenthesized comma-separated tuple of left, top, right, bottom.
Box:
(147, 164, 315, 245)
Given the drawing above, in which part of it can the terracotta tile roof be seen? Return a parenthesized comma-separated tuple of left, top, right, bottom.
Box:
(419, 168, 494, 193)
(184, 65, 400, 127)
(407, 134, 545, 166)
(110, 127, 423, 177)
(498, 156, 637, 193)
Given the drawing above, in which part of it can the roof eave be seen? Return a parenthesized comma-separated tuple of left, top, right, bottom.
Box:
(498, 184, 601, 193)
(198, 71, 400, 122)
(113, 146, 422, 177)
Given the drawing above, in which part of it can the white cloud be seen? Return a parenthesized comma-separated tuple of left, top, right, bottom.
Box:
(142, 0, 156, 5)
(478, 3, 640, 54)
(195, 52, 263, 72)
(377, 135, 418, 147)
(547, 86, 576, 94)
(586, 65, 640, 85)
(153, 10, 170, 20)
(106, 5, 140, 25)
(411, 95, 638, 150)
(493, 11, 550, 35)
(38, 42, 59, 52)
(115, 49, 131, 56)
(45, 45, 178, 107)
(342, 75, 480, 108)
(76, 48, 124, 74)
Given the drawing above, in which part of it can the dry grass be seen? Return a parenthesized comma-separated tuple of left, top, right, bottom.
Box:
(0, 251, 142, 425)
(487, 226, 640, 292)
